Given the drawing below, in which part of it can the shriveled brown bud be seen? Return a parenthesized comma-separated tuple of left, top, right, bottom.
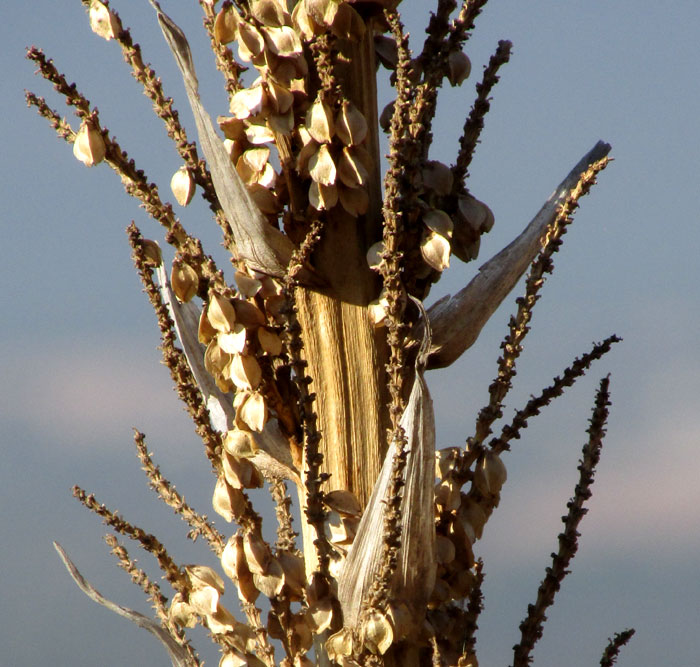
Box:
(73, 121, 106, 167)
(139, 239, 162, 267)
(88, 0, 121, 41)
(448, 50, 472, 86)
(306, 96, 334, 143)
(170, 166, 196, 206)
(171, 259, 199, 303)
(214, 5, 240, 44)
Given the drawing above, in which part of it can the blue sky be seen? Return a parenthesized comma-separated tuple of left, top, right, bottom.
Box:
(2, 2, 699, 665)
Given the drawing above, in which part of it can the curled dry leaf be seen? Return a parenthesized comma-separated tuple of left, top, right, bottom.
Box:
(208, 293, 238, 333)
(170, 166, 196, 206)
(88, 0, 121, 40)
(73, 121, 106, 167)
(171, 259, 199, 302)
(420, 230, 451, 272)
(306, 96, 334, 143)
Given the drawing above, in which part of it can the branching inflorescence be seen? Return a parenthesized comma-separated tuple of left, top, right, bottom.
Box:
(29, 0, 632, 665)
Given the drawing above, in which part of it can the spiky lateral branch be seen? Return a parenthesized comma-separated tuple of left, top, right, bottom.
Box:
(511, 376, 612, 667)
(600, 629, 635, 667)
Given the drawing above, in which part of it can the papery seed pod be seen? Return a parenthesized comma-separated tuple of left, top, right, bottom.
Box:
(335, 100, 368, 146)
(458, 494, 488, 541)
(218, 324, 248, 355)
(305, 0, 339, 27)
(250, 0, 287, 27)
(423, 208, 454, 238)
(237, 391, 268, 432)
(291, 1, 318, 40)
(229, 84, 267, 119)
(233, 299, 267, 328)
(309, 181, 338, 211)
(308, 597, 334, 633)
(429, 577, 451, 608)
(171, 259, 199, 302)
(169, 592, 197, 628)
(241, 146, 271, 174)
(139, 239, 162, 267)
(338, 183, 369, 216)
(223, 138, 245, 166)
(435, 447, 460, 479)
(422, 160, 454, 196)
(362, 610, 393, 655)
(420, 230, 451, 272)
(214, 5, 240, 44)
(207, 293, 237, 333)
(338, 146, 369, 188)
(295, 138, 318, 176)
(188, 585, 220, 616)
(247, 183, 280, 215)
(306, 96, 334, 143)
(257, 327, 283, 356)
(223, 450, 263, 489)
(186, 564, 226, 594)
(212, 474, 246, 522)
(268, 110, 294, 135)
(207, 604, 240, 635)
(236, 21, 266, 61)
(457, 194, 495, 234)
(88, 0, 121, 41)
(367, 293, 389, 327)
(379, 101, 395, 132)
(227, 353, 262, 390)
(385, 601, 414, 642)
(374, 34, 398, 69)
(244, 118, 276, 144)
(252, 557, 285, 597)
(436, 534, 456, 564)
(222, 535, 260, 603)
(265, 79, 295, 114)
(330, 2, 365, 42)
(73, 121, 106, 167)
(308, 143, 337, 185)
(205, 338, 232, 377)
(447, 50, 472, 86)
(277, 551, 306, 600)
(234, 270, 263, 298)
(290, 613, 314, 654)
(223, 428, 258, 457)
(326, 628, 353, 662)
(218, 115, 247, 141)
(170, 166, 196, 206)
(324, 489, 362, 517)
(243, 530, 272, 574)
(262, 25, 303, 57)
(473, 450, 507, 496)
(219, 651, 247, 667)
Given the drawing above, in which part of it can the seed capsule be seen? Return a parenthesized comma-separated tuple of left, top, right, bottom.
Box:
(171, 259, 199, 303)
(73, 121, 106, 167)
(214, 5, 240, 44)
(306, 96, 334, 144)
(448, 50, 472, 86)
(88, 0, 121, 41)
(208, 293, 237, 333)
(423, 208, 454, 239)
(335, 101, 368, 146)
(170, 166, 196, 206)
(420, 231, 451, 272)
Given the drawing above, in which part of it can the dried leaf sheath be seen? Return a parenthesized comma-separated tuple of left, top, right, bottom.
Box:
(337, 324, 436, 630)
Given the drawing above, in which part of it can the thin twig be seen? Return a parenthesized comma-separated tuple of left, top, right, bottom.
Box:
(600, 628, 636, 667)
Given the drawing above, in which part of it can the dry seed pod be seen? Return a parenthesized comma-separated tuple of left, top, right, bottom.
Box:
(337, 146, 369, 188)
(229, 84, 267, 119)
(335, 100, 368, 146)
(326, 628, 353, 662)
(422, 160, 454, 196)
(205, 339, 232, 377)
(309, 181, 338, 211)
(139, 239, 162, 267)
(243, 530, 272, 574)
(324, 489, 362, 517)
(379, 101, 395, 132)
(223, 428, 258, 457)
(268, 110, 294, 134)
(262, 25, 303, 57)
(171, 259, 199, 302)
(305, 0, 339, 27)
(277, 552, 306, 599)
(188, 585, 220, 616)
(306, 96, 334, 143)
(308, 143, 337, 185)
(223, 450, 263, 489)
(290, 613, 314, 654)
(458, 494, 487, 541)
(374, 34, 398, 69)
(237, 391, 268, 432)
(448, 50, 472, 86)
(218, 324, 248, 355)
(473, 450, 507, 496)
(170, 166, 196, 206)
(435, 447, 460, 479)
(308, 597, 334, 633)
(295, 138, 318, 175)
(218, 115, 247, 141)
(233, 299, 267, 328)
(88, 0, 121, 41)
(244, 118, 276, 145)
(362, 610, 394, 655)
(265, 79, 295, 114)
(214, 5, 240, 44)
(291, 1, 318, 40)
(187, 564, 226, 594)
(250, 0, 287, 27)
(436, 534, 456, 564)
(257, 327, 283, 356)
(330, 2, 366, 42)
(457, 194, 495, 234)
(212, 474, 246, 522)
(227, 353, 263, 391)
(207, 604, 240, 635)
(234, 271, 263, 298)
(73, 121, 106, 167)
(169, 593, 197, 628)
(423, 208, 454, 239)
(420, 230, 451, 272)
(222, 535, 260, 603)
(367, 292, 389, 327)
(252, 557, 285, 597)
(338, 183, 369, 216)
(247, 183, 280, 215)
(236, 21, 266, 61)
(208, 293, 237, 333)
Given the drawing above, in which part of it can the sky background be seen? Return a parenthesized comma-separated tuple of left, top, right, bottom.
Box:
(2, 1, 699, 666)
